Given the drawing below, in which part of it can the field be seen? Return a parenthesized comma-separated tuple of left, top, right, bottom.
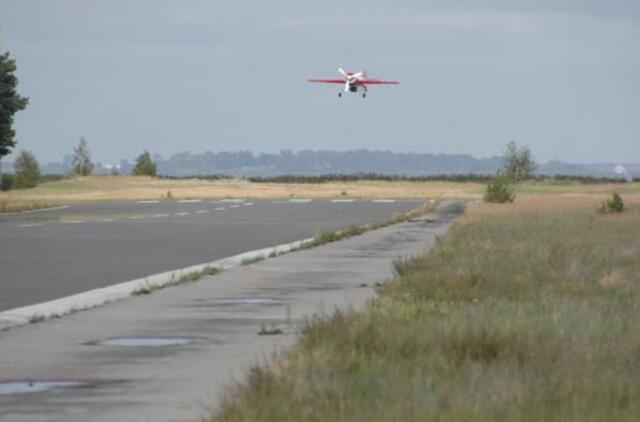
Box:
(212, 192, 640, 421)
(2, 175, 640, 213)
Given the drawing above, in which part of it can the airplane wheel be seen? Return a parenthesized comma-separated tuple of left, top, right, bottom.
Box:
(338, 93, 342, 98)
(362, 93, 366, 98)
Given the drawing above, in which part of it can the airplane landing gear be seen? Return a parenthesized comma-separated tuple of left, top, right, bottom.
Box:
(362, 93, 366, 98)
(338, 92, 342, 98)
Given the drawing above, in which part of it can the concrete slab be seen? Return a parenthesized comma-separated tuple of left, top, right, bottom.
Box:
(0, 201, 465, 422)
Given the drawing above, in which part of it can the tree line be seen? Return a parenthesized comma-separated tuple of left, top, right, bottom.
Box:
(2, 138, 158, 190)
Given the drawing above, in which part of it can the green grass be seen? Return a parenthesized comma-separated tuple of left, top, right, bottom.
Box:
(29, 315, 46, 324)
(257, 325, 284, 336)
(242, 256, 265, 266)
(302, 204, 434, 250)
(212, 203, 640, 421)
(132, 266, 219, 296)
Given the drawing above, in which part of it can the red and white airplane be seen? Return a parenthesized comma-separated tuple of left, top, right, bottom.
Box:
(308, 68, 399, 98)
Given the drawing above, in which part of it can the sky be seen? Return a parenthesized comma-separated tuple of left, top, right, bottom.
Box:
(0, 0, 639, 164)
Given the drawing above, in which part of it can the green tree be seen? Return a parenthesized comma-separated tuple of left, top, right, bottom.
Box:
(13, 149, 40, 189)
(502, 141, 536, 181)
(72, 136, 94, 176)
(0, 47, 29, 190)
(132, 150, 157, 176)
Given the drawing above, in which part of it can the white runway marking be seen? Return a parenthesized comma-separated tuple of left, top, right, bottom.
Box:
(217, 199, 244, 203)
(178, 199, 202, 203)
(213, 207, 226, 211)
(229, 205, 240, 209)
(195, 210, 208, 214)
(175, 212, 190, 216)
(137, 200, 159, 204)
(152, 214, 170, 218)
(127, 216, 144, 220)
(372, 199, 396, 203)
(243, 202, 254, 206)
(288, 199, 312, 203)
(331, 199, 354, 203)
(2, 205, 69, 216)
(62, 220, 85, 224)
(16, 223, 45, 228)
(98, 219, 115, 223)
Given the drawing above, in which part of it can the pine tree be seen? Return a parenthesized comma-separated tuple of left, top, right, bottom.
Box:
(132, 150, 157, 176)
(72, 137, 94, 176)
(13, 150, 40, 189)
(0, 47, 29, 190)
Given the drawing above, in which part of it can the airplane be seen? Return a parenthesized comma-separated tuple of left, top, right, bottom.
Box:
(308, 68, 399, 98)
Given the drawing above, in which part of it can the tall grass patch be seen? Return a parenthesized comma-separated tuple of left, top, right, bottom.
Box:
(213, 201, 640, 421)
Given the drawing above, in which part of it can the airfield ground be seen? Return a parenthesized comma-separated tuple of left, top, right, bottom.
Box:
(2, 176, 640, 214)
(213, 191, 640, 421)
(0, 175, 482, 212)
(2, 177, 640, 420)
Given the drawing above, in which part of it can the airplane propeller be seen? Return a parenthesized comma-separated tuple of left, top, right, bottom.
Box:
(338, 67, 364, 92)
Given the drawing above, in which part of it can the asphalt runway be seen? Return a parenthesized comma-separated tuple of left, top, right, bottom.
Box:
(0, 198, 424, 311)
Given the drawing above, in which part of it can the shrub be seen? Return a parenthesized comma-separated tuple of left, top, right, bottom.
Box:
(599, 191, 624, 213)
(484, 176, 515, 203)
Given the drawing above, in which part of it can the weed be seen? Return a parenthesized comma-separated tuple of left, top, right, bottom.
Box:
(133, 284, 158, 295)
(258, 325, 284, 336)
(242, 256, 265, 266)
(132, 266, 219, 296)
(29, 315, 45, 324)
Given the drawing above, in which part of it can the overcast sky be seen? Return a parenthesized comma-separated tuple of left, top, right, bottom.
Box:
(1, 0, 639, 164)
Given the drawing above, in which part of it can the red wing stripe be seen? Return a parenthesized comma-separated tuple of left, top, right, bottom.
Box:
(308, 79, 345, 84)
(358, 79, 399, 85)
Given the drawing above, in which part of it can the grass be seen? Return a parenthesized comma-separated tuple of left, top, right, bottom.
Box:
(303, 203, 436, 249)
(29, 315, 46, 324)
(242, 256, 266, 266)
(132, 266, 219, 296)
(257, 325, 285, 336)
(212, 196, 640, 421)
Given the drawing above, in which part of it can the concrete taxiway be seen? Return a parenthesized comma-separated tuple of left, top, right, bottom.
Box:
(0, 201, 464, 422)
(0, 199, 422, 311)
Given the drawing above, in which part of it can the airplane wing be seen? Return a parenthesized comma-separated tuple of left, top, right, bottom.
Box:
(308, 79, 345, 84)
(357, 78, 399, 85)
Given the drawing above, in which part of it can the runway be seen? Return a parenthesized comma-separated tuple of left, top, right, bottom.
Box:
(0, 198, 424, 311)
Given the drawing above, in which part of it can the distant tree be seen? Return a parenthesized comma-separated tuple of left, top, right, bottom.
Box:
(13, 150, 40, 189)
(502, 141, 536, 181)
(132, 150, 157, 176)
(72, 137, 94, 176)
(0, 47, 29, 190)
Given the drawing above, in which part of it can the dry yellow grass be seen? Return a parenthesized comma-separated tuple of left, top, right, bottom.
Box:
(0, 176, 484, 212)
(465, 191, 640, 224)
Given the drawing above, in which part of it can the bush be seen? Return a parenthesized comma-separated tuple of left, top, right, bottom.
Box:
(599, 192, 624, 213)
(484, 176, 515, 203)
